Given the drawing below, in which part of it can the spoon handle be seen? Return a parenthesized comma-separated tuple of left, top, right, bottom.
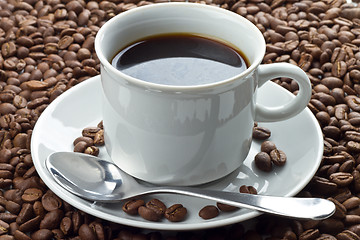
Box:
(144, 187, 335, 220)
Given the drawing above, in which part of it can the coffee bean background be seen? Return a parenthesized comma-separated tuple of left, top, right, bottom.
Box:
(1, 0, 360, 239)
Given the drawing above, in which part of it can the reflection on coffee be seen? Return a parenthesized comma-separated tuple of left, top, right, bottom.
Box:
(111, 33, 249, 86)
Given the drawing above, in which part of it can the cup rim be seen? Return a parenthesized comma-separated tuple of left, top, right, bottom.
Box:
(95, 2, 266, 91)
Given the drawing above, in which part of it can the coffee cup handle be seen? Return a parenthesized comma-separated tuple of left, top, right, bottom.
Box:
(255, 63, 312, 122)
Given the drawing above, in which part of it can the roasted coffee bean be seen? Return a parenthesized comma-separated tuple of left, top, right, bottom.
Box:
(319, 218, 345, 234)
(5, 201, 20, 215)
(0, 220, 9, 235)
(93, 129, 104, 146)
(260, 141, 276, 153)
(84, 146, 99, 156)
(216, 202, 238, 212)
(71, 211, 83, 233)
(299, 229, 320, 240)
(239, 185, 258, 195)
(270, 149, 287, 166)
(312, 176, 338, 195)
(164, 204, 187, 222)
(254, 152, 272, 172)
(198, 205, 219, 220)
(352, 169, 360, 192)
(0, 103, 17, 115)
(13, 230, 31, 240)
(330, 172, 354, 187)
(19, 215, 42, 232)
(327, 198, 346, 219)
(73, 136, 93, 146)
(89, 221, 107, 240)
(26, 81, 48, 91)
(337, 230, 360, 240)
(145, 199, 166, 216)
(60, 216, 72, 235)
(73, 141, 89, 153)
(138, 206, 162, 222)
(30, 229, 53, 240)
(122, 199, 145, 215)
(345, 131, 360, 142)
(78, 224, 97, 240)
(22, 188, 43, 202)
(82, 127, 101, 138)
(252, 126, 271, 140)
(16, 203, 34, 225)
(4, 189, 23, 205)
(343, 197, 360, 210)
(346, 96, 360, 112)
(41, 190, 62, 211)
(39, 209, 63, 230)
(0, 213, 17, 224)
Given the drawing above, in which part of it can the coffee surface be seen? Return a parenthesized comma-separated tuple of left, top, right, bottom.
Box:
(111, 34, 249, 86)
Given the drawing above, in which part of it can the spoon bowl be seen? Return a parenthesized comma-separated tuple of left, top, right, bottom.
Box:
(46, 152, 335, 220)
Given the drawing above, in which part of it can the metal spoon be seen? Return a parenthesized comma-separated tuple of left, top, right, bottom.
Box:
(46, 152, 335, 220)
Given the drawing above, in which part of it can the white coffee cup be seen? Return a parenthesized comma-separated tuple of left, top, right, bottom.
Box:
(95, 3, 311, 186)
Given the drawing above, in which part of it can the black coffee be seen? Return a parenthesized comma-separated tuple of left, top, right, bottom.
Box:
(111, 33, 249, 86)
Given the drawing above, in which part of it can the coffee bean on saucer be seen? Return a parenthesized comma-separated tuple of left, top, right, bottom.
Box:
(199, 205, 219, 220)
(260, 141, 277, 153)
(253, 126, 271, 140)
(73, 141, 89, 153)
(93, 129, 104, 146)
(138, 206, 162, 222)
(165, 204, 187, 222)
(122, 199, 145, 215)
(73, 136, 94, 147)
(270, 149, 287, 166)
(254, 152, 272, 172)
(239, 185, 258, 195)
(84, 146, 99, 156)
(216, 202, 238, 212)
(97, 121, 104, 129)
(146, 199, 166, 217)
(82, 127, 101, 138)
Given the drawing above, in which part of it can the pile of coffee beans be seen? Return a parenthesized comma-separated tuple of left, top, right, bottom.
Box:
(1, 0, 360, 239)
(123, 199, 188, 222)
(253, 125, 287, 172)
(73, 121, 104, 156)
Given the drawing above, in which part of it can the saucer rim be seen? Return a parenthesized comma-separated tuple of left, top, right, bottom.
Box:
(31, 75, 323, 231)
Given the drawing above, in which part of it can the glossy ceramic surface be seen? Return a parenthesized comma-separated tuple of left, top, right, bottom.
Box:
(32, 75, 323, 231)
(95, 3, 311, 185)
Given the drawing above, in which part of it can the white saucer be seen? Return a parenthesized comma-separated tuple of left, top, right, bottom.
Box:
(31, 75, 323, 231)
